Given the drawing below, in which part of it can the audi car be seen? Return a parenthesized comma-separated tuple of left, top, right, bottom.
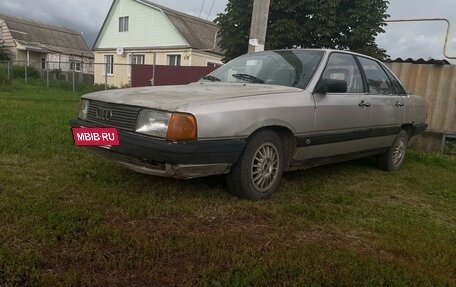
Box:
(71, 49, 427, 200)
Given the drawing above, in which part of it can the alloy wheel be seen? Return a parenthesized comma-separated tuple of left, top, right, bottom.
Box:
(250, 143, 280, 192)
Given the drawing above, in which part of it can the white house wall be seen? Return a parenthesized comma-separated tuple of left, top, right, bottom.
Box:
(93, 48, 225, 86)
(95, 0, 188, 50)
(47, 54, 94, 74)
(47, 54, 69, 71)
(191, 51, 223, 66)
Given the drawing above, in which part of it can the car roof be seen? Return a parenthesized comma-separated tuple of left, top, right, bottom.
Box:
(267, 48, 381, 62)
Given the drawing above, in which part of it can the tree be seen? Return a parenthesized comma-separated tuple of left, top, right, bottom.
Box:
(215, 0, 389, 62)
(0, 40, 12, 61)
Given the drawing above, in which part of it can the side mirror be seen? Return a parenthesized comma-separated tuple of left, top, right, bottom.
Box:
(315, 79, 347, 94)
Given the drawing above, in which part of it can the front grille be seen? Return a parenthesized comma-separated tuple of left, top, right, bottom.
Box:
(86, 101, 142, 131)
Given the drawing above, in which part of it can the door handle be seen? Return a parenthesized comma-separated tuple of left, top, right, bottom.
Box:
(395, 101, 404, 107)
(359, 100, 371, 107)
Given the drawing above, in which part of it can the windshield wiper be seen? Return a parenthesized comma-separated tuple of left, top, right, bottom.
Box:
(202, 75, 221, 82)
(232, 73, 264, 84)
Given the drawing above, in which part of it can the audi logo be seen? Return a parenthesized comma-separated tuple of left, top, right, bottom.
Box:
(95, 108, 113, 121)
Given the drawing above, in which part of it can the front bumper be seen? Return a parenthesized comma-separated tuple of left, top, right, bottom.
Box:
(70, 119, 246, 178)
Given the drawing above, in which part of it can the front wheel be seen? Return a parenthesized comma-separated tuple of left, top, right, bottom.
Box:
(377, 130, 409, 171)
(226, 130, 284, 200)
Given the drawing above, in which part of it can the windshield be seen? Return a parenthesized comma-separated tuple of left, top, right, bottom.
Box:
(205, 50, 324, 89)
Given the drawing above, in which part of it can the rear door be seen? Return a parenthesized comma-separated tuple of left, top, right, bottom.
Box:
(357, 57, 405, 138)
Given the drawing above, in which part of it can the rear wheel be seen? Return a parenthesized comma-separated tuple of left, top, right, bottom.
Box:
(377, 130, 409, 171)
(226, 130, 284, 200)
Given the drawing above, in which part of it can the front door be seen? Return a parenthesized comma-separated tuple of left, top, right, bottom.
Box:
(302, 52, 371, 159)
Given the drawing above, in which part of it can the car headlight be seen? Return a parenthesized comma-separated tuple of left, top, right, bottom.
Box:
(136, 109, 197, 141)
(136, 109, 171, 138)
(78, 99, 89, 120)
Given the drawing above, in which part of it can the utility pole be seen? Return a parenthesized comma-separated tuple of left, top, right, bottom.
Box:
(248, 0, 271, 53)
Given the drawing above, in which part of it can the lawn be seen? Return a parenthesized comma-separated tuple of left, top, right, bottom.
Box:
(0, 81, 455, 286)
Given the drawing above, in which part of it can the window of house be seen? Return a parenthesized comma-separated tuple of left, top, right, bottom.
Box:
(119, 16, 129, 32)
(207, 62, 222, 68)
(70, 61, 81, 72)
(41, 58, 46, 69)
(130, 54, 145, 65)
(104, 55, 114, 75)
(167, 54, 181, 66)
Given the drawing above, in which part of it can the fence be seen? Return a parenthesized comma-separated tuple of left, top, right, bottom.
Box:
(0, 60, 218, 91)
(386, 62, 456, 152)
(131, 65, 217, 87)
(0, 60, 95, 91)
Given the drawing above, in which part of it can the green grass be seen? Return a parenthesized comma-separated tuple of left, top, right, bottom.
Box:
(0, 80, 455, 286)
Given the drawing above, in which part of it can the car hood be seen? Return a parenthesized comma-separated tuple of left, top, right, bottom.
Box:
(82, 82, 302, 111)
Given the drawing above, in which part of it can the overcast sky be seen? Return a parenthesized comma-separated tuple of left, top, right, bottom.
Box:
(0, 0, 455, 62)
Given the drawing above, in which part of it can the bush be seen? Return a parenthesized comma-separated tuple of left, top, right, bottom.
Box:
(46, 80, 117, 93)
(0, 69, 119, 93)
(0, 66, 10, 85)
(48, 80, 73, 91)
(79, 83, 114, 94)
(12, 65, 40, 79)
(0, 73, 10, 85)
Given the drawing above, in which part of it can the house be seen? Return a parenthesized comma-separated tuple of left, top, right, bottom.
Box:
(93, 0, 224, 87)
(0, 14, 94, 78)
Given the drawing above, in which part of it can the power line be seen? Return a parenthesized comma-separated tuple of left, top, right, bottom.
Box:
(198, 0, 206, 18)
(206, 0, 216, 20)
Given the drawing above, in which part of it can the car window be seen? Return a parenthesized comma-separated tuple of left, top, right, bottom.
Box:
(208, 50, 324, 88)
(383, 67, 407, 95)
(321, 53, 364, 93)
(358, 57, 395, 95)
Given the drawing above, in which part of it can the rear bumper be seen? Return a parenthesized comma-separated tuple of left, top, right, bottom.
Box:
(412, 123, 428, 136)
(70, 119, 246, 178)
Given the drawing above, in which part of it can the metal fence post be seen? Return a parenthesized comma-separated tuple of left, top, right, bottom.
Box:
(105, 63, 108, 90)
(7, 61, 10, 81)
(24, 64, 27, 85)
(81, 61, 84, 84)
(72, 64, 75, 93)
(46, 61, 49, 87)
(152, 52, 156, 86)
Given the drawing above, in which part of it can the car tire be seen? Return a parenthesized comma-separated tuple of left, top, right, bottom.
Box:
(226, 130, 284, 200)
(377, 130, 409, 171)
